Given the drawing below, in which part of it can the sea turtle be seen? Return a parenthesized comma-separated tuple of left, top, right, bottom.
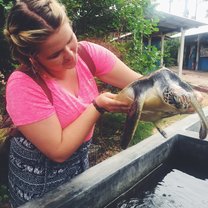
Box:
(116, 67, 208, 149)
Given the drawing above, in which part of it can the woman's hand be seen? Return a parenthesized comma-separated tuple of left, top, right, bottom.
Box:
(94, 92, 130, 113)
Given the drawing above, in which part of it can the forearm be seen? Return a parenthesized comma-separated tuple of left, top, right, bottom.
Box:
(53, 92, 130, 162)
(18, 102, 101, 163)
(54, 103, 101, 162)
(99, 58, 142, 89)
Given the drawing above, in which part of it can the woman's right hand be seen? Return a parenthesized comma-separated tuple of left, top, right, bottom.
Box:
(94, 92, 130, 113)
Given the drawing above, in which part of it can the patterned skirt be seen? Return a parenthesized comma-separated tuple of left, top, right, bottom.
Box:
(8, 136, 91, 207)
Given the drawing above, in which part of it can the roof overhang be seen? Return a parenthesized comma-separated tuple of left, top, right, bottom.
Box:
(154, 11, 207, 35)
(171, 25, 208, 38)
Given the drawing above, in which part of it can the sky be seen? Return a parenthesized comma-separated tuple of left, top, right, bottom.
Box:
(154, 0, 208, 23)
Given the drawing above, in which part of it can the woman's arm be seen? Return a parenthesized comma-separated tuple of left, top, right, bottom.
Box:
(18, 104, 101, 163)
(93, 57, 142, 110)
(98, 56, 142, 89)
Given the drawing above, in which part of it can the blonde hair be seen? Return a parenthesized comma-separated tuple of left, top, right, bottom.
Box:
(4, 0, 70, 66)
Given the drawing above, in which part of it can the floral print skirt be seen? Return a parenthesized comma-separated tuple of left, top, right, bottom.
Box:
(8, 136, 91, 207)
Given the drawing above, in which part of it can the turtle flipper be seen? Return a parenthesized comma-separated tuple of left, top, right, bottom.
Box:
(199, 121, 207, 140)
(121, 99, 143, 149)
(154, 122, 168, 138)
(190, 95, 208, 139)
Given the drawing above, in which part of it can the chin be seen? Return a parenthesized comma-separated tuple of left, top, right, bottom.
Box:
(64, 56, 77, 68)
(64, 62, 76, 69)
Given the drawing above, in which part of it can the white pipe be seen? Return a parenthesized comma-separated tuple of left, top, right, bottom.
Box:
(178, 27, 185, 77)
(195, 34, 200, 71)
(160, 34, 165, 67)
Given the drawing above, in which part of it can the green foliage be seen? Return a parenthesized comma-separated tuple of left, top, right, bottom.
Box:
(0, 0, 15, 79)
(94, 113, 154, 146)
(61, 0, 122, 37)
(111, 0, 161, 74)
(0, 72, 6, 115)
(94, 113, 125, 139)
(130, 121, 154, 146)
(61, 0, 161, 74)
(124, 43, 161, 75)
(163, 38, 179, 67)
(126, 1, 159, 73)
(0, 185, 9, 205)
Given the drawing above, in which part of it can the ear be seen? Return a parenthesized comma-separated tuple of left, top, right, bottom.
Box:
(29, 56, 45, 75)
(29, 57, 36, 66)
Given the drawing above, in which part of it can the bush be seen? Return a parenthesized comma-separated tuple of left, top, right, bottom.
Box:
(163, 38, 179, 67)
(0, 185, 9, 207)
(0, 72, 6, 116)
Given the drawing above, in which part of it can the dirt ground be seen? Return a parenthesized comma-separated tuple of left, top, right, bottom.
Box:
(170, 67, 208, 107)
(200, 92, 208, 107)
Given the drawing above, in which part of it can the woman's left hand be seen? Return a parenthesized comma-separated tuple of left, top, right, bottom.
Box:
(94, 92, 130, 113)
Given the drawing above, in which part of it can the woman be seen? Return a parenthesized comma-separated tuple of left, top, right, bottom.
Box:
(4, 0, 142, 207)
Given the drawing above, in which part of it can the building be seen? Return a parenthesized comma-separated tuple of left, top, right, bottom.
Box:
(172, 25, 208, 72)
(112, 10, 207, 76)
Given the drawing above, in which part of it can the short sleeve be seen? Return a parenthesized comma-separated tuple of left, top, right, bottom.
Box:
(79, 41, 117, 76)
(6, 71, 55, 126)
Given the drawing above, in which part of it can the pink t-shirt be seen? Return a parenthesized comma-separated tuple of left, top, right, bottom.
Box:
(6, 41, 116, 141)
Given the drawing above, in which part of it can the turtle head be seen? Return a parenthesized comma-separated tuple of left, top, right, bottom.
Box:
(163, 87, 191, 111)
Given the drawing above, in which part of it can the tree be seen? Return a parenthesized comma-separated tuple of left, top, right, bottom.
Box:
(113, 0, 160, 74)
(61, 0, 122, 36)
(62, 0, 160, 74)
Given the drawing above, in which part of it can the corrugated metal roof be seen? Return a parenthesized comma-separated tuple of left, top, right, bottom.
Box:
(156, 11, 207, 34)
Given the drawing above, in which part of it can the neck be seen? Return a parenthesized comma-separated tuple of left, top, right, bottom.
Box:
(34, 57, 75, 80)
(50, 68, 76, 81)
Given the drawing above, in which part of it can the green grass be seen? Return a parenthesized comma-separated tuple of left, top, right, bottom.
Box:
(94, 112, 154, 145)
(130, 121, 155, 146)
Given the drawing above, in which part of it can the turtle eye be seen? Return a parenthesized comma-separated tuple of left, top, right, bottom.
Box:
(172, 95, 181, 108)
